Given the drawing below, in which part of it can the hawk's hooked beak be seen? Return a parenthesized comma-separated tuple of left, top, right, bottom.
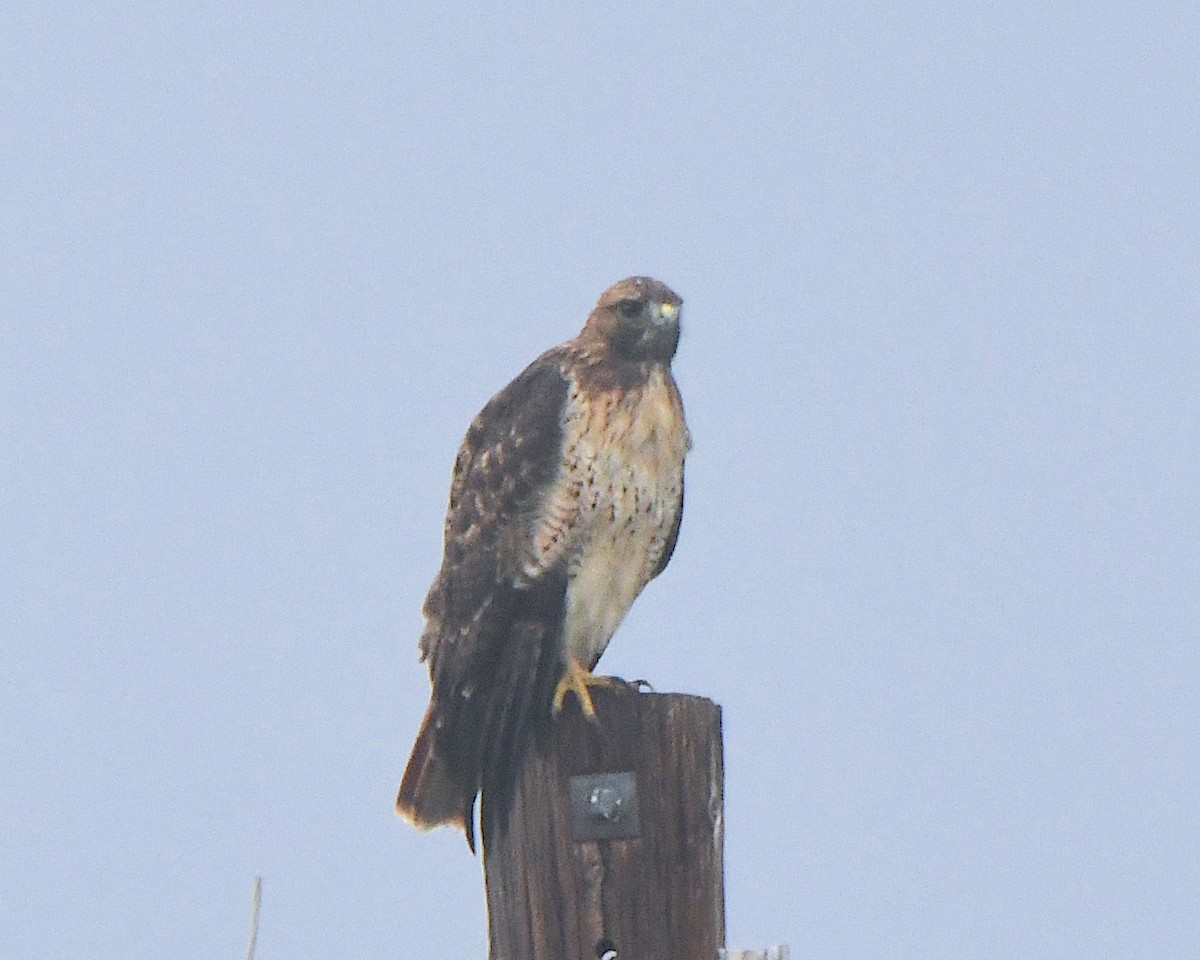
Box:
(636, 300, 682, 361)
(654, 302, 681, 325)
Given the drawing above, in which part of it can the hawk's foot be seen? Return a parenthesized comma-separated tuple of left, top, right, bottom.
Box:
(552, 662, 626, 720)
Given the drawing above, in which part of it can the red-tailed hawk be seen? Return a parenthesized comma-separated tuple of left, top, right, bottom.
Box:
(396, 276, 690, 851)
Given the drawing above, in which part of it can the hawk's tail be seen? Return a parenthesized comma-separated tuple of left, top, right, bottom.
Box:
(396, 701, 475, 849)
(397, 574, 568, 855)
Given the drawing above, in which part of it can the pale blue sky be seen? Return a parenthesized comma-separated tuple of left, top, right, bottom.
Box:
(3, 2, 1197, 957)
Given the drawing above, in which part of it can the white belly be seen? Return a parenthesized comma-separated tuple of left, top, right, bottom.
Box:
(564, 532, 658, 668)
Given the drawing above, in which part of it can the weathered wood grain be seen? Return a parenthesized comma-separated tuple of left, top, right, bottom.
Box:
(484, 689, 724, 960)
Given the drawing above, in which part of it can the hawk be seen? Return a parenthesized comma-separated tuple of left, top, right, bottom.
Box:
(396, 276, 690, 851)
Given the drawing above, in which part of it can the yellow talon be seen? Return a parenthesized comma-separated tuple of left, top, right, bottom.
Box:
(552, 661, 622, 719)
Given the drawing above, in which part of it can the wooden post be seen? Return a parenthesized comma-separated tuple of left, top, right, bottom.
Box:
(484, 690, 724, 960)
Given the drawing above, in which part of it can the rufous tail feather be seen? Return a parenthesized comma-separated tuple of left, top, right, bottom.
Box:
(395, 702, 471, 843)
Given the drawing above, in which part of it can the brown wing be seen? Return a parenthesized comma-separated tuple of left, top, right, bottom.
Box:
(405, 352, 575, 849)
(420, 352, 572, 679)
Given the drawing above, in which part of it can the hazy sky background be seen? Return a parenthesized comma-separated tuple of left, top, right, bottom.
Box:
(3, 2, 1197, 957)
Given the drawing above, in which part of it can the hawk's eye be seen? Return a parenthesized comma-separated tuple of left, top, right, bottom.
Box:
(615, 298, 642, 320)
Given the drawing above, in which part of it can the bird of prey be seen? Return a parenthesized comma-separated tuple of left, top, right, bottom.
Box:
(395, 277, 690, 852)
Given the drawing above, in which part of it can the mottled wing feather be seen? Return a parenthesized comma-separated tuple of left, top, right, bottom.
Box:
(420, 352, 572, 690)
(414, 353, 575, 847)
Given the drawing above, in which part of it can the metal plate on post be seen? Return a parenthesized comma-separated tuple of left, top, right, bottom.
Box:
(568, 772, 641, 841)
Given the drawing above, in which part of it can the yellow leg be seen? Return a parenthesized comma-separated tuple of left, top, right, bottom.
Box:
(552, 661, 624, 719)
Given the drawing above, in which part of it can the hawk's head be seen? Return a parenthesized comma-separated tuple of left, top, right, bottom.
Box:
(585, 276, 682, 363)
